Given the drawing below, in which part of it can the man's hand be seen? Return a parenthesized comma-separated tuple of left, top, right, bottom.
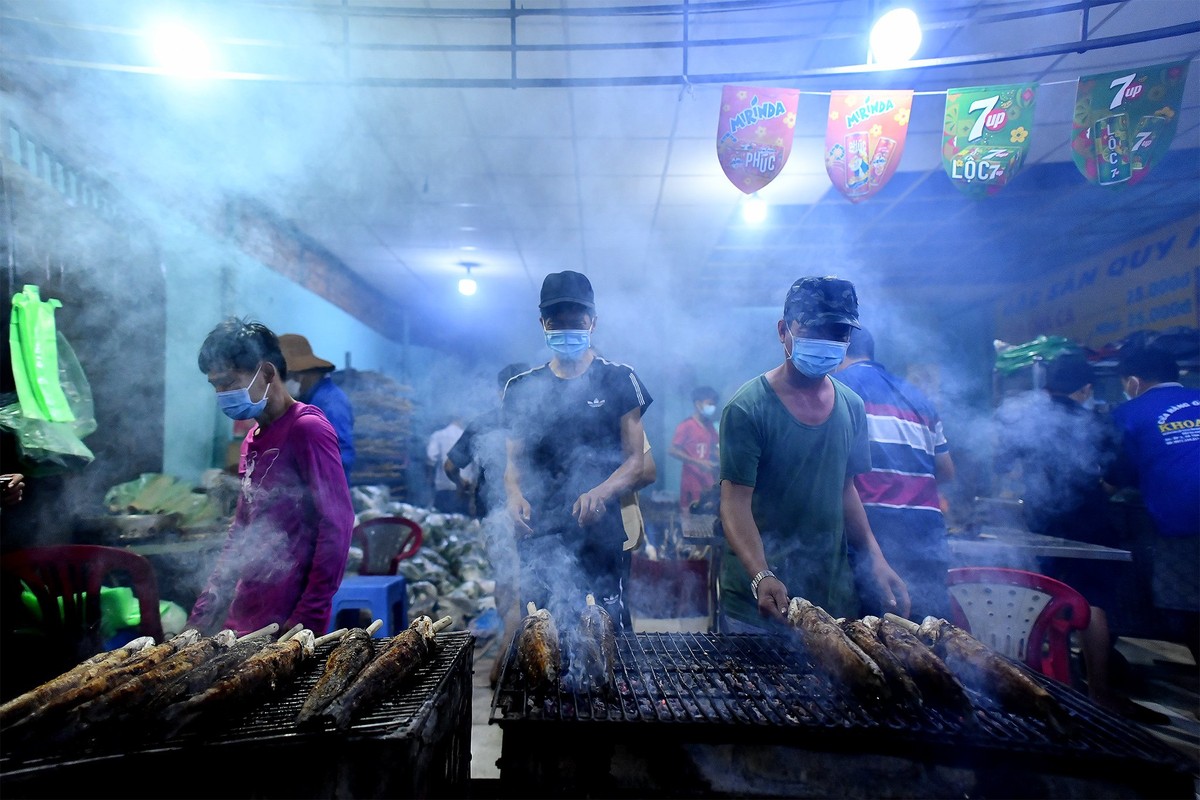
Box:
(507, 494, 534, 538)
(1, 473, 25, 507)
(869, 557, 911, 618)
(756, 576, 788, 622)
(572, 488, 610, 526)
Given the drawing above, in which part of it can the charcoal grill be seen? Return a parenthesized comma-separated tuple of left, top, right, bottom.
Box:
(2, 630, 474, 799)
(490, 631, 1193, 798)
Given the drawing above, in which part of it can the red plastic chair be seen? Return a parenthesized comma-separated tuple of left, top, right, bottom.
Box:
(946, 567, 1091, 684)
(1, 545, 165, 679)
(352, 516, 423, 575)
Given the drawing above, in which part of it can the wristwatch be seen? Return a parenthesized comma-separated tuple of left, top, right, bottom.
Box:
(750, 569, 777, 600)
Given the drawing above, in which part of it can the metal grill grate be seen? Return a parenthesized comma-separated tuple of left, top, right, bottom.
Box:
(3, 630, 474, 767)
(491, 631, 1189, 772)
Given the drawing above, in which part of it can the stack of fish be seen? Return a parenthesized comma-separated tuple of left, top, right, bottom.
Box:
(784, 597, 1072, 732)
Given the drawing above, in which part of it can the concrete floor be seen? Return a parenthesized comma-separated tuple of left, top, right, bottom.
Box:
(468, 613, 1198, 788)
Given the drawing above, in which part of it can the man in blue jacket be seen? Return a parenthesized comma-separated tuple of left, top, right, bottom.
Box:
(280, 333, 356, 484)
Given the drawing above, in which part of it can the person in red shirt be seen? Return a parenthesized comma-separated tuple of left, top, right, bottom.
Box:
(670, 386, 720, 515)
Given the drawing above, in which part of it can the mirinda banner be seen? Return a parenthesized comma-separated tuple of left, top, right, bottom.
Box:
(825, 90, 913, 203)
(942, 83, 1037, 197)
(1071, 61, 1189, 188)
(716, 86, 800, 194)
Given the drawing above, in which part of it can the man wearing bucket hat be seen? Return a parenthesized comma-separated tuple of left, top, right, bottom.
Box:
(279, 333, 355, 483)
(502, 270, 653, 631)
(717, 276, 910, 632)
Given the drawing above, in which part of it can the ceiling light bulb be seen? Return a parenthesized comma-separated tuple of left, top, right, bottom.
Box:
(458, 277, 477, 296)
(742, 195, 768, 225)
(869, 8, 922, 65)
(150, 22, 212, 78)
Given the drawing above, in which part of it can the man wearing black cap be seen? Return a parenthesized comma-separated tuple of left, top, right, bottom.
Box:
(502, 270, 653, 630)
(717, 276, 909, 631)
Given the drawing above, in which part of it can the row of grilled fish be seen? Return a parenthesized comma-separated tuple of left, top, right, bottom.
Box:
(514, 595, 617, 694)
(785, 598, 1071, 733)
(298, 615, 451, 730)
(1, 614, 452, 751)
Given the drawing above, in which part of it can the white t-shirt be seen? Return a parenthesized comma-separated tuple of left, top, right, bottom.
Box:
(427, 422, 464, 492)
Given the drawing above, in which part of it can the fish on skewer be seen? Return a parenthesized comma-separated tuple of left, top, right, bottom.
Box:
(0, 636, 155, 731)
(55, 630, 240, 742)
(909, 615, 1072, 733)
(141, 624, 282, 713)
(296, 619, 383, 725)
(162, 629, 323, 736)
(515, 602, 561, 693)
(2, 629, 203, 741)
(786, 598, 891, 703)
(869, 616, 973, 719)
(322, 616, 453, 731)
(840, 618, 924, 710)
(576, 594, 617, 692)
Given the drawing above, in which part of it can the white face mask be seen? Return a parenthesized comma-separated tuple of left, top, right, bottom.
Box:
(285, 378, 302, 397)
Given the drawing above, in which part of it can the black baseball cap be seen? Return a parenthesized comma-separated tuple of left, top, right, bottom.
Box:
(540, 270, 595, 312)
(784, 276, 861, 329)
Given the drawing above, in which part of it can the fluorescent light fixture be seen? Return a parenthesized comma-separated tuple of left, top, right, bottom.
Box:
(741, 194, 768, 225)
(149, 22, 212, 78)
(457, 260, 479, 295)
(869, 8, 922, 65)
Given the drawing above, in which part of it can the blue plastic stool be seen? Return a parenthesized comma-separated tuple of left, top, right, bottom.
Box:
(328, 575, 407, 638)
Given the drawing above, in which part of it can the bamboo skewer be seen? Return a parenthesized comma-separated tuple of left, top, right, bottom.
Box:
(237, 622, 279, 642)
(278, 623, 305, 643)
(314, 629, 348, 648)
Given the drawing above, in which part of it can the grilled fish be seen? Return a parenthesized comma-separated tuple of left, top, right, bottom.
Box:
(840, 618, 923, 710)
(143, 625, 280, 713)
(2, 630, 202, 741)
(163, 630, 317, 735)
(0, 636, 154, 731)
(57, 630, 239, 741)
(322, 616, 451, 730)
(296, 622, 381, 725)
(516, 603, 561, 693)
(786, 598, 890, 703)
(914, 615, 1071, 733)
(576, 594, 617, 692)
(870, 616, 973, 719)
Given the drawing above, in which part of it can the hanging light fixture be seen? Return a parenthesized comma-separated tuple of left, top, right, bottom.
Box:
(457, 261, 478, 296)
(869, 7, 922, 66)
(741, 193, 768, 225)
(148, 21, 213, 78)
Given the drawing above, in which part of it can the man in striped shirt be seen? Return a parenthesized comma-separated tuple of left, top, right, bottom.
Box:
(836, 327, 955, 619)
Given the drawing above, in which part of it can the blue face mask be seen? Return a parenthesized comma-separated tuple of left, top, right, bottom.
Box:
(545, 328, 591, 360)
(788, 334, 849, 378)
(216, 366, 268, 420)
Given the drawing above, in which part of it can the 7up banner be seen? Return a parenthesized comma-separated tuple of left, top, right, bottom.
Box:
(942, 83, 1037, 197)
(825, 90, 913, 203)
(1072, 61, 1189, 188)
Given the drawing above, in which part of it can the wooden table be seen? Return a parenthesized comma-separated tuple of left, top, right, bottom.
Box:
(948, 526, 1132, 571)
(122, 533, 226, 609)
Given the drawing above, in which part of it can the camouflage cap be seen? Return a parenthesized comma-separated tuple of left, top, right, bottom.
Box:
(783, 276, 861, 329)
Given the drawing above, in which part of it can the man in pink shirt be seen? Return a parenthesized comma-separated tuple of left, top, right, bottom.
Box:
(670, 386, 720, 515)
(188, 318, 355, 636)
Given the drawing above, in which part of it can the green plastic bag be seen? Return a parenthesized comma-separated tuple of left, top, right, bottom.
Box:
(10, 284, 74, 422)
(19, 585, 141, 642)
(994, 335, 1081, 375)
(1, 287, 96, 476)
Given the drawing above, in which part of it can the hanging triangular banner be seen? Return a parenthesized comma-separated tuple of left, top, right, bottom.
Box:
(824, 90, 913, 203)
(941, 83, 1037, 197)
(716, 86, 800, 194)
(1071, 60, 1189, 188)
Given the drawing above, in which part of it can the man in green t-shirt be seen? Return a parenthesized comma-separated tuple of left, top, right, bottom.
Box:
(718, 276, 910, 631)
